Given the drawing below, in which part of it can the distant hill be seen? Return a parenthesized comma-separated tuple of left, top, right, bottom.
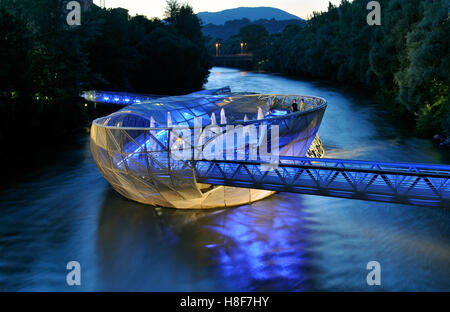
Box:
(197, 7, 302, 25)
(202, 18, 306, 40)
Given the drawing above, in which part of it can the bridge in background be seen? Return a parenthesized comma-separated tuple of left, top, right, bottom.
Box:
(193, 156, 450, 208)
(213, 54, 254, 69)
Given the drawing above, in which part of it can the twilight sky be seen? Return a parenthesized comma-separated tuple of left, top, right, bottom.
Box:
(92, 0, 344, 20)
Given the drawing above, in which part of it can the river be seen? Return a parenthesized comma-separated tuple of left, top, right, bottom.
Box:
(0, 67, 448, 291)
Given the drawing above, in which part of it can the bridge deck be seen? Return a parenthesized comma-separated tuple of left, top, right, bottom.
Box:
(193, 157, 450, 207)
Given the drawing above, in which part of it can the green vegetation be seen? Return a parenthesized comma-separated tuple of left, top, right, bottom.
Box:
(202, 17, 305, 40)
(0, 0, 211, 148)
(219, 0, 449, 137)
(212, 24, 269, 61)
(265, 0, 450, 137)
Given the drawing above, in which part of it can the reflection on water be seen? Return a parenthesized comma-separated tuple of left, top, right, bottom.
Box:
(95, 189, 450, 291)
(0, 67, 449, 291)
(96, 190, 315, 291)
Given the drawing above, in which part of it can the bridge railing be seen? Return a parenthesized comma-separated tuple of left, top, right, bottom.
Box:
(193, 157, 450, 208)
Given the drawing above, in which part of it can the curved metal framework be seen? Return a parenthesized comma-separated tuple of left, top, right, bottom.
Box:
(90, 88, 327, 208)
(89, 88, 449, 208)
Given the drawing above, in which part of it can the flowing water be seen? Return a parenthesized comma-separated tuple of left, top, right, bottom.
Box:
(0, 67, 449, 291)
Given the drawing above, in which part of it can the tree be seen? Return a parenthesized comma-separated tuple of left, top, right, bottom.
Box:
(164, 0, 204, 44)
(239, 24, 269, 52)
(0, 0, 212, 148)
(262, 0, 449, 136)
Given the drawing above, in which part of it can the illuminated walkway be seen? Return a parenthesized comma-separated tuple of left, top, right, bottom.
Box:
(193, 157, 450, 208)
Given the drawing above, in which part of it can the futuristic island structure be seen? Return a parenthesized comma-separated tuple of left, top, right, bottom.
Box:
(87, 87, 328, 209)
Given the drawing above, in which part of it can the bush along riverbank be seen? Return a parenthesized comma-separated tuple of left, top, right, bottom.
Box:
(253, 0, 449, 143)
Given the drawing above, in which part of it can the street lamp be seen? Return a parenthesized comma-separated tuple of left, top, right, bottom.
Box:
(215, 42, 221, 56)
(240, 42, 248, 55)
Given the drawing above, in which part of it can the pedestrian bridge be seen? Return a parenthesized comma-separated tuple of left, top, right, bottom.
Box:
(193, 156, 450, 208)
(86, 88, 449, 209)
(213, 54, 254, 69)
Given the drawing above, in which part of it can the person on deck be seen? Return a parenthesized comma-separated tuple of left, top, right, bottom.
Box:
(291, 99, 298, 112)
(300, 98, 306, 111)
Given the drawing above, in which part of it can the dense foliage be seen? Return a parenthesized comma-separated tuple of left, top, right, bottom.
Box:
(0, 0, 211, 147)
(203, 17, 305, 40)
(216, 0, 448, 136)
(262, 0, 449, 137)
(213, 24, 270, 60)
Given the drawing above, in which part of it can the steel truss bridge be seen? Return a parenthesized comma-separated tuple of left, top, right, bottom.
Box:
(192, 156, 450, 208)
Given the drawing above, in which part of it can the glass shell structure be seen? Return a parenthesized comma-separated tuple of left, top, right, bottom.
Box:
(90, 88, 327, 209)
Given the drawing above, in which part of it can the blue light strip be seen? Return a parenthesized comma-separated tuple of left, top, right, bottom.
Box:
(81, 91, 162, 105)
(81, 88, 233, 106)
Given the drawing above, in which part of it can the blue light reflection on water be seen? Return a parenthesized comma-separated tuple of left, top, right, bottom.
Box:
(203, 200, 311, 290)
(93, 190, 315, 291)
